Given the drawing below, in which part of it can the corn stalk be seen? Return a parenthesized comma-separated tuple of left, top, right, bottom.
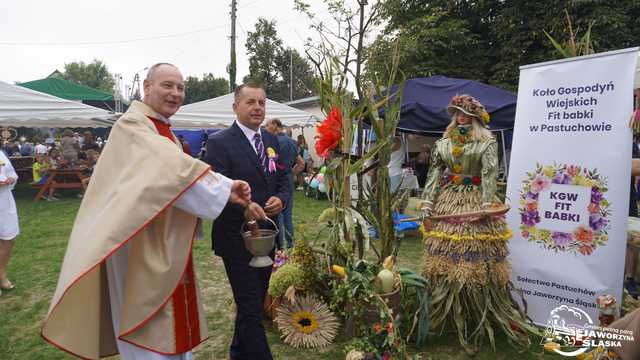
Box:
(544, 8, 594, 58)
(316, 44, 404, 264)
(363, 47, 404, 261)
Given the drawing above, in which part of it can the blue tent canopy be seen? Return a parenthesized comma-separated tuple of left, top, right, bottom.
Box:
(173, 129, 220, 157)
(382, 76, 517, 133)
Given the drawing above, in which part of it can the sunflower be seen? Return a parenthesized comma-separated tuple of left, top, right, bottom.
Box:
(292, 310, 319, 334)
(276, 295, 340, 348)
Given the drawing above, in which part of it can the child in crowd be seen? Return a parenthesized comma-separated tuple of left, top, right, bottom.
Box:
(32, 154, 57, 201)
(48, 147, 65, 169)
(80, 150, 99, 191)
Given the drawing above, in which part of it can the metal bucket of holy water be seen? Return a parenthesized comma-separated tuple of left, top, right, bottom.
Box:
(241, 217, 278, 268)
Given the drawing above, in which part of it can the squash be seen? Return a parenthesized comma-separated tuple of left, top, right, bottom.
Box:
(376, 269, 395, 294)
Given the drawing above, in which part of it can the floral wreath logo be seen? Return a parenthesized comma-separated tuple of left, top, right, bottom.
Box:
(519, 163, 610, 256)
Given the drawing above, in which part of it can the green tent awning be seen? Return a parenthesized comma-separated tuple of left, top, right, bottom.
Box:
(18, 77, 113, 101)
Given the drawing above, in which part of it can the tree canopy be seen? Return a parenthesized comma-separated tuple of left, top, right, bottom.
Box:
(62, 59, 115, 93)
(365, 0, 640, 91)
(243, 18, 315, 102)
(184, 74, 229, 105)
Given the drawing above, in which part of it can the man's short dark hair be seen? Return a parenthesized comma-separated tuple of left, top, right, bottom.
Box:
(146, 63, 178, 81)
(269, 118, 283, 129)
(234, 83, 264, 101)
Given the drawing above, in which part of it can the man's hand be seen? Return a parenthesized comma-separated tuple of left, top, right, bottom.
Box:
(229, 180, 251, 206)
(264, 196, 283, 216)
(245, 202, 267, 221)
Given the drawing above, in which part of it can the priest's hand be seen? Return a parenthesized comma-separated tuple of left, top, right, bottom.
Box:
(264, 196, 283, 216)
(245, 202, 267, 221)
(229, 180, 251, 206)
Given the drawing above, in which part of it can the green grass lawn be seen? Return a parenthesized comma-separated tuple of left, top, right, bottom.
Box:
(0, 185, 564, 359)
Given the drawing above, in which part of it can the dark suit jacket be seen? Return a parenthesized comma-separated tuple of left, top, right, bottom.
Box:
(205, 122, 290, 259)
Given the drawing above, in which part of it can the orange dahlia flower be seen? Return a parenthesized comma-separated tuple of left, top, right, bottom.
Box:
(315, 106, 343, 159)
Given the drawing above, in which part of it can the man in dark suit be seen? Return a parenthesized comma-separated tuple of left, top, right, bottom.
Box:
(205, 83, 289, 360)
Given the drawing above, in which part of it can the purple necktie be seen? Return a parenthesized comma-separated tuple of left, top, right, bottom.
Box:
(253, 132, 267, 172)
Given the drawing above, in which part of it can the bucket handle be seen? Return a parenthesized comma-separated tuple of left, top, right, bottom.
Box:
(241, 217, 279, 234)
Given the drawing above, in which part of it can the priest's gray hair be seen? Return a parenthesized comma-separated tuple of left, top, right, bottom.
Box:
(145, 63, 178, 82)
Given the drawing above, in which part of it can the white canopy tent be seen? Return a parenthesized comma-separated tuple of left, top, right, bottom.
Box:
(0, 80, 117, 128)
(171, 93, 317, 129)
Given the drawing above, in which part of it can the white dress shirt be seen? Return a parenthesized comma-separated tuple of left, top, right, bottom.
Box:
(236, 120, 264, 155)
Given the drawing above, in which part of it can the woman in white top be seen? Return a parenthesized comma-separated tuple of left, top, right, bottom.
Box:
(0, 150, 19, 295)
(388, 136, 406, 192)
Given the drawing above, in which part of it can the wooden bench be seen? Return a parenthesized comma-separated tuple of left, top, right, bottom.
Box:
(33, 168, 85, 201)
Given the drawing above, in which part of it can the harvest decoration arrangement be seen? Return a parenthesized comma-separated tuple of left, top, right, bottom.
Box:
(264, 58, 432, 358)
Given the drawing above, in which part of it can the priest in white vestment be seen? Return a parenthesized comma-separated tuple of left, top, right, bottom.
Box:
(42, 63, 264, 360)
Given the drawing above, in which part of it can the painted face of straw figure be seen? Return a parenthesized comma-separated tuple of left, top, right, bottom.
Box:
(456, 112, 473, 126)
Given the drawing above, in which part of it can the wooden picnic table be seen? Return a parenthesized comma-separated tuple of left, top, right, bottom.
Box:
(34, 168, 85, 201)
(10, 156, 34, 182)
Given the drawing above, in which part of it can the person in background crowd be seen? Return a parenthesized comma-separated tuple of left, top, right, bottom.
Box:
(414, 143, 431, 189)
(74, 132, 84, 148)
(11, 142, 20, 156)
(198, 132, 209, 160)
(265, 118, 304, 249)
(16, 137, 24, 155)
(388, 135, 406, 192)
(34, 138, 48, 155)
(635, 136, 640, 200)
(48, 147, 64, 169)
(19, 140, 33, 156)
(60, 129, 80, 166)
(80, 150, 100, 191)
(296, 134, 311, 190)
(1, 141, 14, 156)
(177, 135, 192, 156)
(0, 150, 19, 297)
(82, 131, 100, 152)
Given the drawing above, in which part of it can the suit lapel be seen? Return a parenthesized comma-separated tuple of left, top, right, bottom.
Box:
(230, 123, 267, 183)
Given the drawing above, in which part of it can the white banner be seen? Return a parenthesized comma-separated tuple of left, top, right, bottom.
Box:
(506, 48, 639, 326)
